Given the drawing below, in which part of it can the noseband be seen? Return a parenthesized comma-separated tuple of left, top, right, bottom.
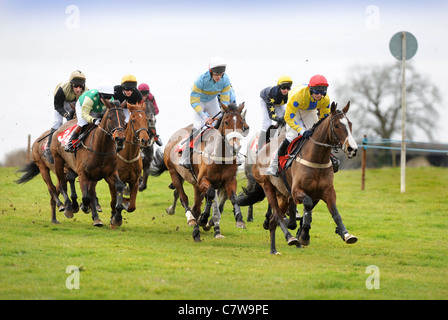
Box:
(310, 110, 349, 151)
(127, 109, 152, 145)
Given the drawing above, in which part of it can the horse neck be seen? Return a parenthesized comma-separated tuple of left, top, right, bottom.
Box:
(89, 118, 115, 153)
(122, 121, 140, 157)
(304, 119, 332, 162)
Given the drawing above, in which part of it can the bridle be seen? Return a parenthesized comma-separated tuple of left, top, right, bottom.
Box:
(126, 109, 152, 146)
(309, 110, 350, 152)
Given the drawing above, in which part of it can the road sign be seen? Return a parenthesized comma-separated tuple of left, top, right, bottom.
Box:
(389, 31, 418, 60)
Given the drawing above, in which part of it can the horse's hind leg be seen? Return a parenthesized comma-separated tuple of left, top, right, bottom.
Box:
(198, 187, 214, 227)
(166, 188, 178, 215)
(67, 171, 79, 213)
(169, 170, 195, 226)
(53, 155, 73, 218)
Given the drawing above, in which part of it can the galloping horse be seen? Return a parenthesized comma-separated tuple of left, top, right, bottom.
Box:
(15, 130, 79, 224)
(116, 102, 153, 214)
(52, 100, 126, 227)
(158, 102, 249, 241)
(138, 100, 157, 192)
(250, 101, 358, 254)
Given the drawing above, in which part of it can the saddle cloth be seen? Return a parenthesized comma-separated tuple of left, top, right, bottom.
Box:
(278, 135, 306, 172)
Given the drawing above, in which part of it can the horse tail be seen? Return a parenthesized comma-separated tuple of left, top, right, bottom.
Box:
(149, 147, 167, 177)
(236, 181, 265, 206)
(15, 161, 40, 184)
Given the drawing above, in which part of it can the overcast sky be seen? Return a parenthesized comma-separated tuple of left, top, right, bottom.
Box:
(1, 0, 447, 163)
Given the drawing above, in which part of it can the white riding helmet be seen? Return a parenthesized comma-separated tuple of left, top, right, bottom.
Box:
(209, 56, 226, 74)
(98, 83, 115, 95)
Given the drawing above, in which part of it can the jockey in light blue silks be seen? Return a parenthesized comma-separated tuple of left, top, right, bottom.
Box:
(180, 56, 233, 169)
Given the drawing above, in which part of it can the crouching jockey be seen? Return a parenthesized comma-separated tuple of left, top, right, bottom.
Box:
(65, 84, 115, 153)
(266, 74, 340, 176)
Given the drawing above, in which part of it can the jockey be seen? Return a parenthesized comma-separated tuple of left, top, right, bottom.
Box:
(114, 74, 143, 123)
(258, 75, 293, 154)
(266, 74, 339, 176)
(65, 84, 115, 153)
(44, 70, 87, 162)
(179, 56, 233, 169)
(138, 83, 159, 116)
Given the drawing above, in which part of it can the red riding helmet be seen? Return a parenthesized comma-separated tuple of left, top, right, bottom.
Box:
(308, 74, 329, 88)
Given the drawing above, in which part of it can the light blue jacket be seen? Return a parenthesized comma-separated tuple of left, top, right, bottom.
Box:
(190, 71, 232, 118)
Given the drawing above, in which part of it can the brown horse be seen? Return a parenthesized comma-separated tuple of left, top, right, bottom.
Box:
(156, 102, 249, 241)
(15, 130, 79, 224)
(116, 102, 153, 213)
(52, 100, 126, 227)
(250, 101, 358, 254)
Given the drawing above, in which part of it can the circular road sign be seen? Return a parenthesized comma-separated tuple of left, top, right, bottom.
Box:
(389, 31, 418, 60)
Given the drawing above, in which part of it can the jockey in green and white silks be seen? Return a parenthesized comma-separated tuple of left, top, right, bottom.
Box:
(65, 84, 115, 153)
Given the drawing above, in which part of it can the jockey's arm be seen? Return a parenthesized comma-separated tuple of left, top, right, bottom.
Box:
(285, 99, 306, 135)
(54, 87, 67, 117)
(80, 96, 95, 124)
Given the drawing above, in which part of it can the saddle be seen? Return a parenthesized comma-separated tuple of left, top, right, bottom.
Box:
(174, 127, 214, 154)
(278, 136, 307, 172)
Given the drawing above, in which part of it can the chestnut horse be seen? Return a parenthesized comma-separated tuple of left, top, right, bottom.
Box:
(52, 100, 126, 227)
(251, 101, 358, 254)
(116, 102, 153, 213)
(160, 102, 249, 241)
(15, 130, 79, 224)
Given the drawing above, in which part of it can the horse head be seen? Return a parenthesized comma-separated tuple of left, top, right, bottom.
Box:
(329, 101, 358, 159)
(219, 102, 249, 156)
(127, 101, 152, 148)
(104, 100, 126, 152)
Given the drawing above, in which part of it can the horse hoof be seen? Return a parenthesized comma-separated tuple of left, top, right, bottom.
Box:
(187, 219, 197, 226)
(287, 237, 299, 246)
(93, 220, 103, 227)
(270, 250, 281, 255)
(236, 221, 246, 229)
(202, 224, 211, 232)
(299, 236, 310, 246)
(166, 207, 175, 215)
(344, 234, 358, 244)
(58, 205, 65, 212)
(81, 204, 90, 214)
(111, 217, 123, 228)
(215, 234, 225, 239)
(64, 210, 74, 219)
(96, 205, 102, 213)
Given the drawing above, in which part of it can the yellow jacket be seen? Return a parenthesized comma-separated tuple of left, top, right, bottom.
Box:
(284, 85, 330, 133)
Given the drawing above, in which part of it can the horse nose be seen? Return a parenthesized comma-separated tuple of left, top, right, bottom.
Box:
(115, 137, 125, 152)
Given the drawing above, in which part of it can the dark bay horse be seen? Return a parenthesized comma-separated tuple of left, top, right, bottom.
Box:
(155, 102, 249, 241)
(116, 102, 153, 215)
(251, 101, 358, 254)
(15, 130, 79, 224)
(52, 100, 126, 227)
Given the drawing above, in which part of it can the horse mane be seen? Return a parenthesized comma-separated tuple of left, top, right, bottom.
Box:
(311, 116, 327, 131)
(226, 102, 239, 112)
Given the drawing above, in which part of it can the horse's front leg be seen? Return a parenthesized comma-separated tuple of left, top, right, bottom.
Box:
(67, 171, 79, 213)
(323, 187, 358, 244)
(225, 178, 246, 229)
(106, 173, 124, 228)
(166, 188, 178, 215)
(198, 187, 214, 228)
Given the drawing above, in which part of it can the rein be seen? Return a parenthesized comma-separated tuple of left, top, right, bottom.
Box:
(80, 107, 124, 156)
(309, 110, 347, 150)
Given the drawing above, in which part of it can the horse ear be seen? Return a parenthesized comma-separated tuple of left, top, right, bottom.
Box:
(330, 101, 337, 114)
(104, 99, 112, 109)
(237, 102, 245, 113)
(342, 101, 350, 113)
(220, 102, 229, 113)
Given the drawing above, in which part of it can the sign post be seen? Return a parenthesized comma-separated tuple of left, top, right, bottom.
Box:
(389, 31, 418, 193)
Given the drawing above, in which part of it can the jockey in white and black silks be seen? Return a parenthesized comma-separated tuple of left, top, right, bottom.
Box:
(44, 70, 87, 162)
(258, 75, 293, 154)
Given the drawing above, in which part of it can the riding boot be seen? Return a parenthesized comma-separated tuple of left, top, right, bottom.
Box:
(330, 152, 340, 173)
(266, 138, 290, 176)
(65, 125, 82, 153)
(256, 130, 267, 155)
(44, 128, 56, 164)
(179, 129, 197, 169)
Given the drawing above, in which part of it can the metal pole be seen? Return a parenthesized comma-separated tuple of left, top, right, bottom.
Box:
(400, 32, 406, 193)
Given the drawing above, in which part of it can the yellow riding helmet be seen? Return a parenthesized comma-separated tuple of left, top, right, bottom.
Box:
(121, 74, 137, 85)
(277, 75, 293, 86)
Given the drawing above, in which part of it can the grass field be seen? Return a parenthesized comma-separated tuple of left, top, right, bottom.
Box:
(0, 166, 447, 300)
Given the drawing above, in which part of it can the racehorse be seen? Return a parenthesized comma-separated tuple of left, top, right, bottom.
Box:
(248, 101, 358, 254)
(116, 102, 153, 214)
(154, 102, 249, 241)
(138, 100, 158, 192)
(15, 130, 79, 224)
(52, 100, 126, 227)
